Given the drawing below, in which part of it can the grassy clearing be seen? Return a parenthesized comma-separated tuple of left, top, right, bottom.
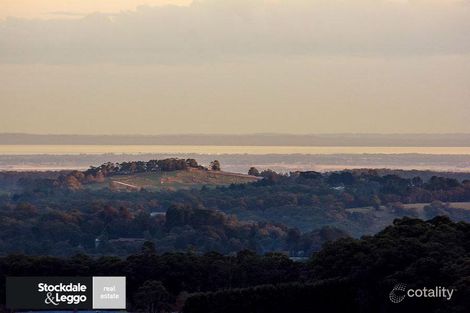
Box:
(87, 169, 259, 191)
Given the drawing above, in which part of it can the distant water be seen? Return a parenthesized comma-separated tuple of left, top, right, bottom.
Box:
(1, 145, 470, 172)
(1, 145, 470, 155)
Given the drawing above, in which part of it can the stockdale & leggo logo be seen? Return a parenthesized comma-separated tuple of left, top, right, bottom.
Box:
(389, 283, 456, 304)
(6, 276, 126, 310)
(39, 282, 88, 305)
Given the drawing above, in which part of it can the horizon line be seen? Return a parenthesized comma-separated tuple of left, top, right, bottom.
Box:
(2, 133, 470, 137)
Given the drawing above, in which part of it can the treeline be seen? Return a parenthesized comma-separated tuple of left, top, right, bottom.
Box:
(202, 169, 470, 214)
(86, 158, 204, 176)
(191, 170, 470, 235)
(0, 200, 347, 256)
(11, 160, 470, 207)
(184, 280, 356, 313)
(0, 246, 305, 313)
(1, 217, 470, 312)
(0, 171, 63, 192)
(184, 216, 470, 313)
(349, 168, 470, 183)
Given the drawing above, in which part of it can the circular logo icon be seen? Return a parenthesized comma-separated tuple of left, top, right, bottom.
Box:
(389, 283, 407, 304)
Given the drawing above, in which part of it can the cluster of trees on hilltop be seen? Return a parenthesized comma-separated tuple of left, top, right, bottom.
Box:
(86, 158, 203, 176)
(21, 158, 222, 190)
(1, 217, 469, 313)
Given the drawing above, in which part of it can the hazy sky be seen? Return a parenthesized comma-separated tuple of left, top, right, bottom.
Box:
(1, 0, 469, 135)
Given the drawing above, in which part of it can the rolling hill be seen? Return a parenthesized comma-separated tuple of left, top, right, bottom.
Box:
(88, 168, 259, 191)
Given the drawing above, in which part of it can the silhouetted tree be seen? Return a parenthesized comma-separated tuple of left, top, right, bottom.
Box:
(248, 167, 260, 176)
(134, 280, 171, 313)
(210, 160, 221, 171)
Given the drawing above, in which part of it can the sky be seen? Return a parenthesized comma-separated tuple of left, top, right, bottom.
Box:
(0, 0, 469, 135)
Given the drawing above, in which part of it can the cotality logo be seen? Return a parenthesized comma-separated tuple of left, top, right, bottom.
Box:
(389, 283, 456, 304)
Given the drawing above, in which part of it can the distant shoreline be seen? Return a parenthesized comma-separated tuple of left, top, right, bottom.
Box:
(1, 150, 470, 174)
(1, 133, 470, 147)
(1, 145, 470, 155)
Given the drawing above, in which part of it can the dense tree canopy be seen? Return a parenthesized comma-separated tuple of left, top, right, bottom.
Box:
(184, 217, 470, 313)
(1, 165, 470, 256)
(1, 217, 469, 312)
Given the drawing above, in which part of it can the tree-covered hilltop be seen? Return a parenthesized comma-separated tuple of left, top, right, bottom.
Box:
(1, 217, 469, 313)
(55, 158, 218, 190)
(14, 158, 254, 192)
